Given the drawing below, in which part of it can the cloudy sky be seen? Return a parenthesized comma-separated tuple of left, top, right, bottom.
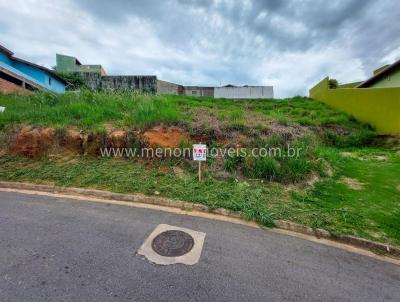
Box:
(1, 0, 399, 97)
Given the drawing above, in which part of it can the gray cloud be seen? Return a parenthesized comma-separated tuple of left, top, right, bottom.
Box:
(0, 0, 399, 96)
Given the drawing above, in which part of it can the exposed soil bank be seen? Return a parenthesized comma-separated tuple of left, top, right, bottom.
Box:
(6, 125, 193, 158)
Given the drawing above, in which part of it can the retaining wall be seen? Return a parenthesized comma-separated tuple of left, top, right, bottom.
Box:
(78, 73, 157, 93)
(101, 76, 157, 93)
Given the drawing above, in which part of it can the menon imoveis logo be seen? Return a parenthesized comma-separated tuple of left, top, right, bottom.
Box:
(100, 145, 302, 159)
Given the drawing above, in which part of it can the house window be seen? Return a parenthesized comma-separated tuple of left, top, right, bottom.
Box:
(192, 90, 197, 95)
(48, 77, 52, 86)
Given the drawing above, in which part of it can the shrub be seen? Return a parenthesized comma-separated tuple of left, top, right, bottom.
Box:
(224, 153, 243, 172)
(321, 128, 375, 148)
(56, 72, 88, 91)
(244, 156, 280, 180)
(280, 157, 312, 182)
(329, 79, 338, 89)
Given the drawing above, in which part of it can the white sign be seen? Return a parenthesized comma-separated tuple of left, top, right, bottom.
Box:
(0, 106, 5, 113)
(193, 144, 207, 161)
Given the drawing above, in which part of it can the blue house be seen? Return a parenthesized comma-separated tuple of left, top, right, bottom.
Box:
(0, 44, 67, 93)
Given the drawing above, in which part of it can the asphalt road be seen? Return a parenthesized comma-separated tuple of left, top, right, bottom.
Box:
(0, 191, 399, 302)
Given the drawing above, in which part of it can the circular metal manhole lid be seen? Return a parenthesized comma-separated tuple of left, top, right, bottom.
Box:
(151, 230, 195, 257)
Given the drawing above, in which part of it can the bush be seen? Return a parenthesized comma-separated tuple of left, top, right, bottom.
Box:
(329, 79, 338, 89)
(56, 72, 88, 91)
(224, 153, 243, 172)
(224, 134, 321, 183)
(322, 128, 375, 148)
(280, 157, 312, 182)
(244, 156, 280, 180)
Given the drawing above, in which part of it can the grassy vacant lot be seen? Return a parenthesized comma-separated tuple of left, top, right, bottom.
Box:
(0, 91, 399, 246)
(0, 91, 366, 130)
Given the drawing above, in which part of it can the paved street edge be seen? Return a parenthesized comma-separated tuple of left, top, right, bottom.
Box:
(0, 181, 399, 260)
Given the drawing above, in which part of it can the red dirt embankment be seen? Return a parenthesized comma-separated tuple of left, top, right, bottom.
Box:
(7, 126, 192, 158)
(143, 126, 189, 148)
(9, 126, 55, 157)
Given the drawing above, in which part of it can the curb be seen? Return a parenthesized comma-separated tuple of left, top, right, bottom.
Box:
(1, 181, 399, 259)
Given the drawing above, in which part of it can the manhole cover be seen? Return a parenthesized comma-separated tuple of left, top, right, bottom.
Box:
(151, 230, 195, 257)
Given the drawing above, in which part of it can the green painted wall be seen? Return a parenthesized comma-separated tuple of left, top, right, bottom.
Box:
(56, 54, 76, 73)
(309, 77, 400, 134)
(56, 54, 105, 75)
(368, 66, 400, 88)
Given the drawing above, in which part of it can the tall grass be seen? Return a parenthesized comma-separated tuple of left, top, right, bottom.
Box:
(224, 134, 323, 182)
(132, 96, 180, 128)
(0, 91, 373, 132)
(0, 90, 180, 130)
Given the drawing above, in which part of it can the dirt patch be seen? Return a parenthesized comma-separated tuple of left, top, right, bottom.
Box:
(263, 120, 308, 139)
(157, 166, 169, 174)
(143, 126, 189, 148)
(320, 159, 334, 177)
(341, 152, 388, 162)
(188, 108, 308, 145)
(82, 133, 107, 155)
(6, 125, 136, 157)
(103, 122, 115, 133)
(188, 108, 227, 142)
(306, 173, 321, 186)
(62, 129, 82, 152)
(320, 123, 349, 135)
(373, 135, 400, 150)
(360, 155, 388, 161)
(48, 153, 80, 165)
(244, 112, 308, 139)
(339, 176, 364, 190)
(9, 126, 56, 158)
(366, 230, 387, 239)
(341, 152, 358, 158)
(108, 130, 127, 149)
(172, 166, 192, 181)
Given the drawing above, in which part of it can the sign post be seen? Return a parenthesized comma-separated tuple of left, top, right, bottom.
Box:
(198, 161, 201, 182)
(193, 144, 207, 181)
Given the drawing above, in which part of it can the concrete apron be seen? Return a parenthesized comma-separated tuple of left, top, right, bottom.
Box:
(137, 224, 206, 265)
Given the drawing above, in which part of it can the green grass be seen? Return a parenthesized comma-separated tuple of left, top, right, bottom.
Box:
(0, 91, 181, 131)
(1, 91, 399, 246)
(1, 147, 399, 245)
(0, 154, 281, 226)
(0, 92, 371, 131)
(289, 147, 400, 245)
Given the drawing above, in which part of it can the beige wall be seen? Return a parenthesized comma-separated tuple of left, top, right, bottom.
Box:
(214, 86, 273, 99)
(157, 80, 180, 95)
(183, 86, 214, 97)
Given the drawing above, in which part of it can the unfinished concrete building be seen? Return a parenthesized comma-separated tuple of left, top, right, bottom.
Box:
(157, 80, 183, 95)
(56, 54, 106, 76)
(56, 54, 157, 93)
(183, 86, 214, 97)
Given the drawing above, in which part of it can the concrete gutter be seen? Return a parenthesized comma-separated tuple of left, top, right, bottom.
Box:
(0, 181, 399, 260)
